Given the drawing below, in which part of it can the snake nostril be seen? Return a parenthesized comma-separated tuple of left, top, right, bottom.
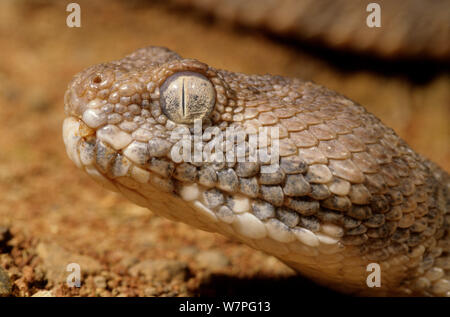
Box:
(92, 75, 102, 84)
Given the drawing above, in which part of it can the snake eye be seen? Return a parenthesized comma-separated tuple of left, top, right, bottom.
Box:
(160, 71, 215, 124)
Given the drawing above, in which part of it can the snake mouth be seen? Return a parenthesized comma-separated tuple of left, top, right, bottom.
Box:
(62, 115, 179, 206)
(62, 114, 348, 266)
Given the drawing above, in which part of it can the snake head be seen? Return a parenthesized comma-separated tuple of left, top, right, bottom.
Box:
(63, 46, 449, 297)
(62, 46, 244, 223)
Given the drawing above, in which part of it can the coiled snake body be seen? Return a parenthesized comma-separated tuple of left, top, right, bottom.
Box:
(169, 0, 450, 59)
(63, 47, 449, 296)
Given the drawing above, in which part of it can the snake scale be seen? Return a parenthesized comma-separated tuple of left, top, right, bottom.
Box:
(63, 46, 449, 296)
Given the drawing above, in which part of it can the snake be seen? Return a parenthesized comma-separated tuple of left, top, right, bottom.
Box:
(168, 0, 450, 59)
(62, 46, 449, 296)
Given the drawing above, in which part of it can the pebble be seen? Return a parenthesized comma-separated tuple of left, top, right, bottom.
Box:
(31, 290, 55, 297)
(195, 250, 230, 270)
(0, 266, 11, 296)
(0, 226, 11, 252)
(178, 246, 199, 258)
(36, 242, 102, 284)
(0, 226, 10, 243)
(129, 259, 188, 283)
(144, 286, 158, 297)
(94, 276, 107, 289)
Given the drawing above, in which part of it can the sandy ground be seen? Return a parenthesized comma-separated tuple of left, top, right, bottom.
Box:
(0, 0, 448, 297)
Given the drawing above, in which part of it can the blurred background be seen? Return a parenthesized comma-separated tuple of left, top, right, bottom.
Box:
(0, 0, 448, 297)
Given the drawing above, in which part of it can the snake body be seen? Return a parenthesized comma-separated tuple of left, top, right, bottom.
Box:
(63, 47, 449, 296)
(169, 0, 450, 59)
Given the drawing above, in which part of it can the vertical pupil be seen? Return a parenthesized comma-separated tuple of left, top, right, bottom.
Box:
(181, 77, 185, 117)
(160, 71, 216, 124)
